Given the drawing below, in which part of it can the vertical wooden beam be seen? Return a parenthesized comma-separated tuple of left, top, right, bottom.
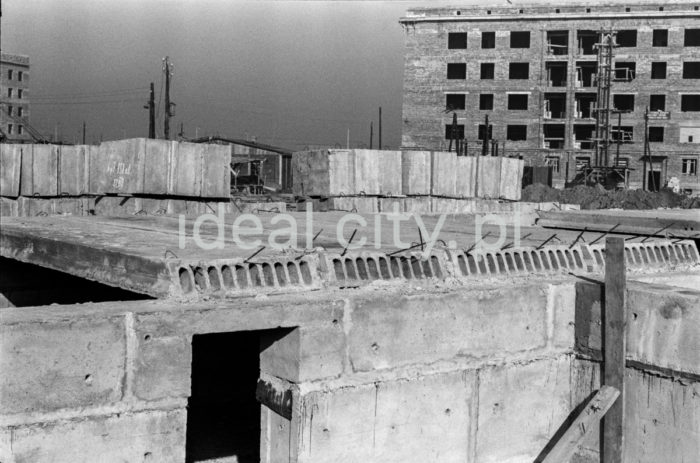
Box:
(603, 236, 626, 463)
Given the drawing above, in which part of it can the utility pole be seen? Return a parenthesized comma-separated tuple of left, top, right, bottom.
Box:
(144, 82, 155, 139)
(346, 128, 350, 149)
(370, 121, 374, 149)
(378, 106, 382, 150)
(179, 122, 184, 139)
(82, 121, 86, 144)
(163, 57, 174, 140)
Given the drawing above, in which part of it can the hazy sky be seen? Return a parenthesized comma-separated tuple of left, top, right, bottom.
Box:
(2, 0, 468, 148)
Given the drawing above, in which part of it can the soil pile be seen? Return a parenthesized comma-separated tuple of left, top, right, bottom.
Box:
(521, 184, 700, 210)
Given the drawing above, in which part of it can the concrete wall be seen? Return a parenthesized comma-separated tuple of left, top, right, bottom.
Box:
(1, 275, 698, 462)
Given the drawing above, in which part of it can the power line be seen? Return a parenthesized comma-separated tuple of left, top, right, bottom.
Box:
(31, 87, 149, 100)
(32, 98, 144, 106)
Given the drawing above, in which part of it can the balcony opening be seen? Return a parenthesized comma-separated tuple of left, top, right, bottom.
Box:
(509, 62, 529, 79)
(544, 93, 567, 119)
(614, 62, 636, 82)
(616, 30, 637, 47)
(651, 62, 667, 79)
(575, 93, 597, 118)
(612, 126, 634, 143)
(613, 94, 635, 112)
(543, 124, 565, 149)
(448, 32, 467, 49)
(446, 94, 466, 110)
(445, 124, 465, 140)
(576, 62, 597, 87)
(547, 30, 569, 55)
(685, 29, 700, 47)
(683, 62, 700, 79)
(681, 95, 700, 111)
(480, 94, 494, 110)
(482, 31, 496, 49)
(573, 125, 595, 150)
(507, 125, 527, 141)
(648, 127, 664, 142)
(507, 94, 528, 110)
(650, 94, 666, 112)
(546, 62, 567, 87)
(477, 124, 493, 140)
(185, 329, 294, 463)
(653, 29, 668, 47)
(481, 62, 495, 79)
(577, 30, 598, 55)
(447, 63, 467, 79)
(510, 31, 530, 48)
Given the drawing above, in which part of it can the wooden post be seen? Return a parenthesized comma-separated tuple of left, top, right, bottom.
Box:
(603, 236, 626, 463)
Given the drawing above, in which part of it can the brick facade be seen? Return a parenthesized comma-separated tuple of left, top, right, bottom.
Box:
(0, 53, 31, 143)
(400, 1, 700, 194)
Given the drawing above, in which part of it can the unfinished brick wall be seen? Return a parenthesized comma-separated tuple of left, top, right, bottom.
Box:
(400, 2, 700, 192)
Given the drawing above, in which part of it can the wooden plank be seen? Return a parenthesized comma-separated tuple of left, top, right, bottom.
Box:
(541, 385, 620, 463)
(0, 144, 22, 197)
(603, 236, 626, 463)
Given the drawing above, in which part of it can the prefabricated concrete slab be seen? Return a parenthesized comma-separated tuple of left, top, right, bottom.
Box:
(0, 144, 21, 197)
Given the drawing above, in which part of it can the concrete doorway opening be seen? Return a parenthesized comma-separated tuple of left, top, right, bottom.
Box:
(185, 329, 293, 463)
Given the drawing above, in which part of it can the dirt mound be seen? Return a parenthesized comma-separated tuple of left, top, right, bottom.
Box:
(521, 184, 700, 210)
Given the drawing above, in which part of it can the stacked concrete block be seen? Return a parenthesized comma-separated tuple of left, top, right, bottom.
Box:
(476, 156, 502, 199)
(499, 157, 524, 201)
(430, 151, 457, 197)
(401, 150, 431, 195)
(21, 144, 60, 196)
(328, 150, 355, 195)
(58, 145, 90, 196)
(0, 144, 21, 197)
(455, 156, 477, 198)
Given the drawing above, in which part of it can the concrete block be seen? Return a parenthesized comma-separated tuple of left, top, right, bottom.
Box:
(202, 143, 231, 198)
(0, 197, 19, 217)
(0, 144, 21, 197)
(499, 157, 524, 200)
(144, 139, 173, 195)
(1, 409, 186, 462)
(476, 157, 501, 199)
(348, 286, 549, 372)
(431, 151, 457, 197)
(132, 332, 191, 402)
(403, 196, 432, 213)
(58, 145, 88, 196)
(624, 368, 700, 463)
(261, 404, 292, 463)
(401, 150, 431, 195)
(455, 156, 477, 198)
(328, 150, 355, 196)
(377, 150, 402, 195)
(298, 371, 475, 463)
(548, 282, 576, 350)
(293, 150, 331, 196)
(260, 323, 346, 383)
(0, 317, 126, 414)
(476, 356, 572, 463)
(90, 139, 145, 195)
(170, 141, 203, 197)
(354, 149, 381, 195)
(22, 144, 59, 196)
(626, 284, 700, 375)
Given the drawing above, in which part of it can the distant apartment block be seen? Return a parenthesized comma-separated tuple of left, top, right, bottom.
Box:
(399, 1, 700, 194)
(1, 53, 31, 143)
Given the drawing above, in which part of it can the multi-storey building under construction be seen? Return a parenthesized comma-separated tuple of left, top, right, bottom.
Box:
(399, 1, 700, 194)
